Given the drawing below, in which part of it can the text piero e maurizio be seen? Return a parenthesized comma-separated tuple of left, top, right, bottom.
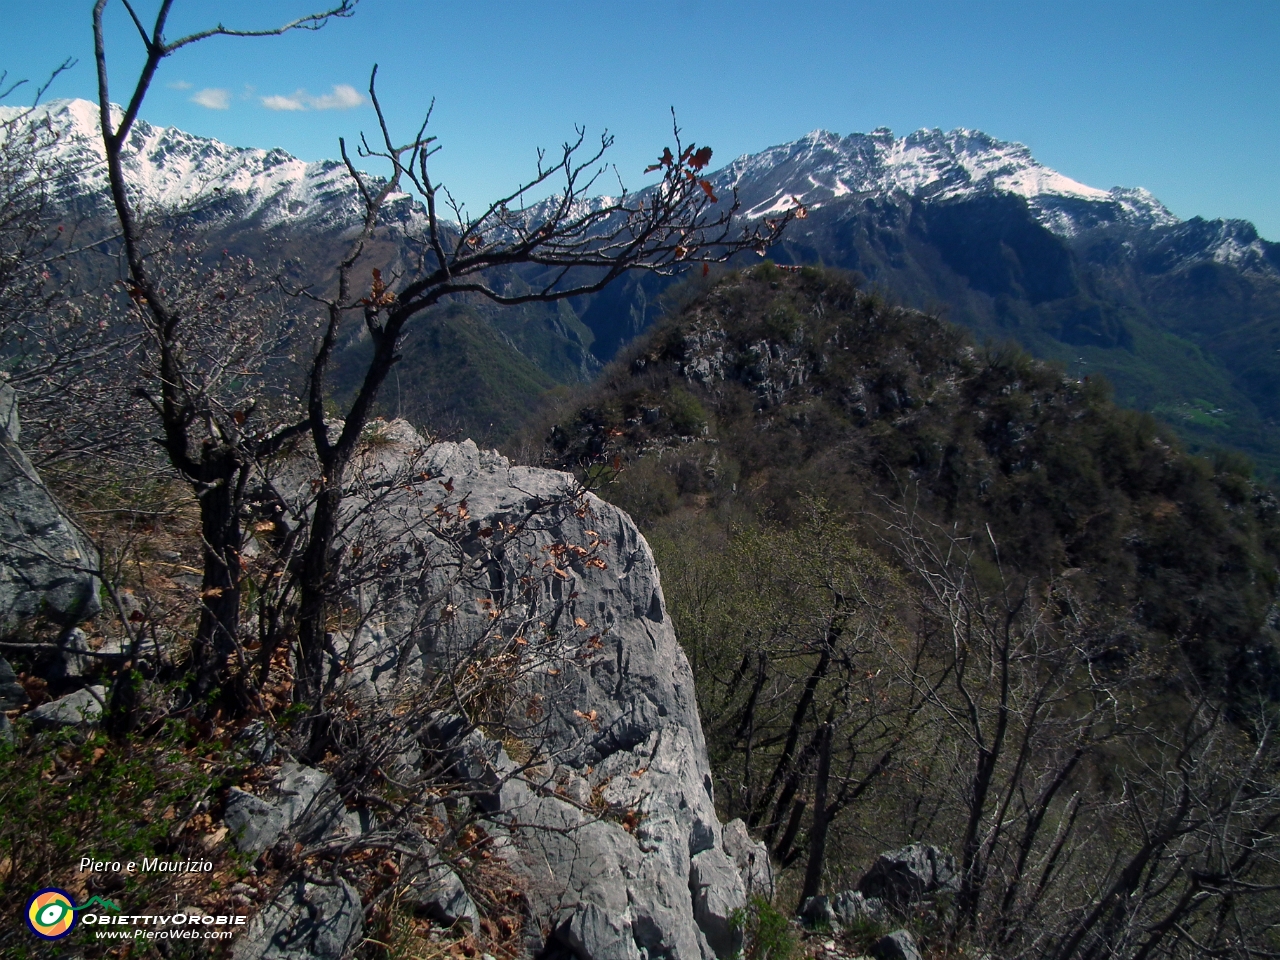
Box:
(79, 857, 213, 874)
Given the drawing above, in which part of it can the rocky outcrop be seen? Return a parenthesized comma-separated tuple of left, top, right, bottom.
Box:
(0, 382, 100, 634)
(722, 818, 774, 901)
(25, 684, 106, 728)
(253, 425, 761, 960)
(857, 844, 958, 912)
(799, 889, 888, 933)
(400, 853, 478, 930)
(224, 761, 372, 857)
(872, 929, 922, 960)
(798, 844, 955, 943)
(231, 876, 363, 960)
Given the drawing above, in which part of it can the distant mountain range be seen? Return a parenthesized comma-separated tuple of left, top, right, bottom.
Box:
(9, 99, 1280, 471)
(601, 126, 1280, 473)
(723, 127, 1179, 231)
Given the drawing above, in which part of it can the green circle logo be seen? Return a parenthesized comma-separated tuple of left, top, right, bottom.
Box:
(26, 888, 78, 940)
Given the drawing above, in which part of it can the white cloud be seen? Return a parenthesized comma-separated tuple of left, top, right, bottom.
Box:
(261, 93, 306, 111)
(309, 84, 363, 110)
(191, 88, 231, 110)
(260, 84, 364, 112)
(167, 80, 193, 90)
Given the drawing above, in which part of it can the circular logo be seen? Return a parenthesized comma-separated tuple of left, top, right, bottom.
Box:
(26, 888, 78, 940)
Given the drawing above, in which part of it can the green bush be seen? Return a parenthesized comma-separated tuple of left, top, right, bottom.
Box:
(0, 715, 248, 956)
(666, 386, 708, 436)
(740, 896, 796, 960)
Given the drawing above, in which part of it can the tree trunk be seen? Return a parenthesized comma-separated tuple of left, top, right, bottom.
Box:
(296, 480, 342, 706)
(774, 799, 808, 865)
(190, 455, 246, 703)
(735, 651, 768, 818)
(751, 646, 831, 831)
(799, 722, 834, 907)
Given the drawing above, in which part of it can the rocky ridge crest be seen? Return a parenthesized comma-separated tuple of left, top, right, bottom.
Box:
(237, 425, 770, 960)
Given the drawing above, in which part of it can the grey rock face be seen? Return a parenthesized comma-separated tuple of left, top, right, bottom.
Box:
(0, 653, 28, 710)
(830, 889, 887, 926)
(857, 844, 958, 913)
(26, 685, 105, 728)
(690, 848, 746, 958)
(275, 762, 330, 828)
(0, 384, 100, 634)
(401, 854, 477, 929)
(0, 381, 17, 443)
(801, 890, 887, 932)
(231, 876, 363, 960)
(280, 428, 756, 960)
(234, 720, 278, 764)
(225, 761, 368, 855)
(872, 929, 922, 960)
(474, 724, 724, 960)
(722, 818, 774, 901)
(797, 895, 837, 931)
(225, 789, 287, 855)
(560, 902, 642, 960)
(46, 626, 90, 680)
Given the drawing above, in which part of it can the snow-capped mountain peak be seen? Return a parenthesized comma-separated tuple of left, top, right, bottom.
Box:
(0, 100, 1201, 246)
(0, 98, 374, 229)
(717, 125, 1179, 236)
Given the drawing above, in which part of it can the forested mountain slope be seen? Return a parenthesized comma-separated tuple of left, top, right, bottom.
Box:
(534, 264, 1280, 709)
(10, 100, 1280, 469)
(522, 264, 1280, 956)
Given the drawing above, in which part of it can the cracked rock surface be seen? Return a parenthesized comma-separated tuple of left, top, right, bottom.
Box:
(231, 876, 363, 960)
(274, 428, 760, 960)
(0, 383, 100, 635)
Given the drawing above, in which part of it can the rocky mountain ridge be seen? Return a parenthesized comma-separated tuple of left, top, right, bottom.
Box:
(10, 99, 1280, 473)
(12, 99, 1270, 267)
(0, 98, 374, 228)
(718, 127, 1177, 234)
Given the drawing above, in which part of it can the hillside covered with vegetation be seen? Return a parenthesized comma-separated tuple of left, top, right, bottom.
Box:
(535, 264, 1280, 706)
(523, 263, 1280, 955)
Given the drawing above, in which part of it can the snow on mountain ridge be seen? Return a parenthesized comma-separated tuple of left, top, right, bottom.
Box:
(719, 125, 1179, 236)
(0, 100, 1191, 243)
(0, 98, 371, 229)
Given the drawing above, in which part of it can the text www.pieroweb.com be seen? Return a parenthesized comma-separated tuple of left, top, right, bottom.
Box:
(94, 927, 234, 941)
(81, 911, 247, 941)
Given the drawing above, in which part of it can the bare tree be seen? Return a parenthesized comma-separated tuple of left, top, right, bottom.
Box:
(89, 0, 360, 705)
(880, 501, 1280, 960)
(90, 1, 790, 724)
(292, 74, 791, 712)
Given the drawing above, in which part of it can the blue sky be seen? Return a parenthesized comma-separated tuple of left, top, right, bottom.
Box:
(4, 1, 1278, 239)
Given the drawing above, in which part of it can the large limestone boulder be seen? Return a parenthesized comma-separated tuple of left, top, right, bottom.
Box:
(25, 684, 105, 728)
(263, 425, 758, 960)
(857, 843, 959, 912)
(224, 761, 371, 857)
(231, 876, 363, 960)
(0, 382, 100, 634)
